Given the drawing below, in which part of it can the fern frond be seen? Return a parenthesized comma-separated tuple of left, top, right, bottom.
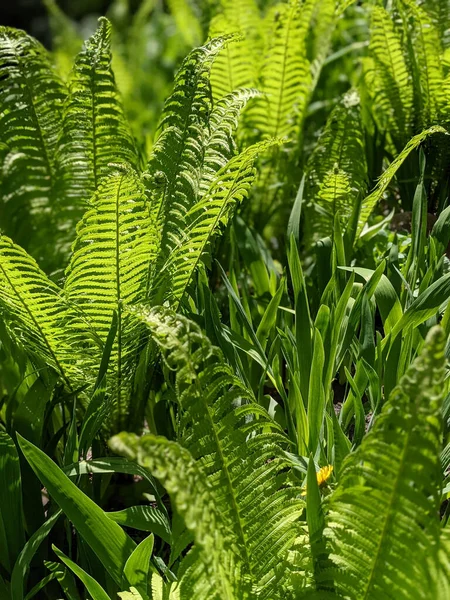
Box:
(157, 138, 273, 306)
(357, 125, 447, 236)
(365, 6, 414, 140)
(321, 326, 446, 599)
(144, 48, 256, 302)
(0, 27, 66, 263)
(304, 91, 367, 240)
(111, 434, 244, 600)
(251, 0, 311, 142)
(144, 37, 228, 275)
(0, 236, 93, 390)
(57, 17, 139, 236)
(400, 0, 443, 127)
(64, 165, 153, 426)
(119, 307, 304, 598)
(209, 0, 261, 101)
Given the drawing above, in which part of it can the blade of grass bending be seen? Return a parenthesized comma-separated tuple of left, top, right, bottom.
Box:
(52, 546, 110, 600)
(11, 510, 61, 600)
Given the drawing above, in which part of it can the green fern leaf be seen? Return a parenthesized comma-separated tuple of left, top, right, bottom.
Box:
(208, 0, 261, 102)
(57, 17, 138, 228)
(0, 236, 93, 390)
(304, 90, 367, 240)
(357, 125, 447, 236)
(157, 138, 274, 306)
(400, 0, 443, 127)
(321, 326, 446, 599)
(251, 0, 311, 142)
(64, 165, 153, 427)
(111, 434, 244, 600)
(144, 37, 229, 275)
(365, 5, 414, 140)
(0, 28, 66, 265)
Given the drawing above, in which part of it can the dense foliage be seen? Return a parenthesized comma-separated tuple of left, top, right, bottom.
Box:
(1, 0, 450, 598)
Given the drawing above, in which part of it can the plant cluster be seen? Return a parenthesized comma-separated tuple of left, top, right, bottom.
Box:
(1, 0, 450, 599)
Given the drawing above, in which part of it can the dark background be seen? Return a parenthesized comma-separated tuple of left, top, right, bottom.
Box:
(0, 0, 115, 46)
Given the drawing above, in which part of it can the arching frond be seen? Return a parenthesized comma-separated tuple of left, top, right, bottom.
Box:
(64, 165, 153, 426)
(321, 326, 446, 599)
(144, 37, 228, 274)
(114, 307, 304, 599)
(57, 17, 139, 239)
(400, 0, 443, 127)
(144, 51, 257, 302)
(157, 138, 273, 306)
(0, 28, 66, 265)
(357, 125, 447, 236)
(0, 236, 93, 390)
(111, 434, 244, 600)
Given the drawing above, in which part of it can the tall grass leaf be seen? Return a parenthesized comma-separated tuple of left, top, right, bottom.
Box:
(17, 435, 136, 586)
(52, 547, 110, 600)
(122, 534, 154, 597)
(10, 510, 61, 600)
(308, 328, 325, 454)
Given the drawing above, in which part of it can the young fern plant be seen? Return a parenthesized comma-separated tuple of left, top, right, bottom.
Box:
(0, 19, 270, 431)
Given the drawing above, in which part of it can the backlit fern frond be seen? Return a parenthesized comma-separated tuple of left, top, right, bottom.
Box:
(365, 5, 414, 140)
(144, 37, 228, 274)
(304, 90, 367, 240)
(357, 125, 447, 236)
(0, 236, 93, 390)
(114, 307, 304, 599)
(56, 17, 139, 243)
(251, 0, 311, 143)
(111, 434, 244, 600)
(320, 326, 447, 599)
(157, 138, 273, 306)
(208, 0, 261, 101)
(400, 0, 443, 127)
(64, 165, 154, 427)
(0, 28, 66, 265)
(144, 49, 257, 303)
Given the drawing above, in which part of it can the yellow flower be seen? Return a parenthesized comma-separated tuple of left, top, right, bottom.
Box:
(316, 465, 333, 487)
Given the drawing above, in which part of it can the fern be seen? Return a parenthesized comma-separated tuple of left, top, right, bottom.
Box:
(112, 307, 304, 599)
(357, 125, 447, 236)
(0, 27, 66, 267)
(0, 236, 93, 391)
(364, 5, 414, 141)
(64, 165, 153, 427)
(252, 0, 311, 142)
(208, 0, 261, 102)
(304, 90, 367, 241)
(156, 138, 275, 306)
(320, 326, 447, 599)
(400, 0, 443, 127)
(56, 17, 139, 245)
